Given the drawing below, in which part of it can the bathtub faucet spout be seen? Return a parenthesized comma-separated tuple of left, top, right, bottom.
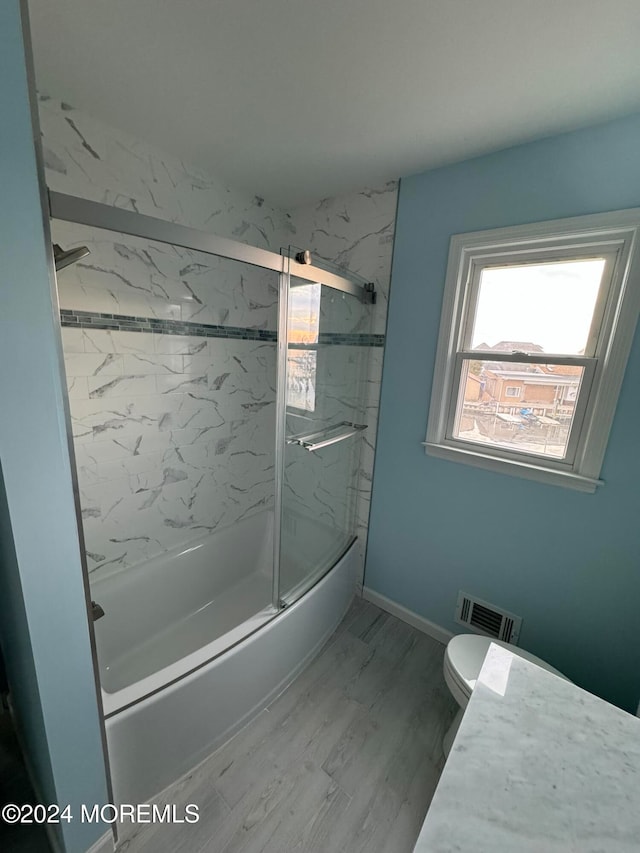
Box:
(91, 601, 105, 621)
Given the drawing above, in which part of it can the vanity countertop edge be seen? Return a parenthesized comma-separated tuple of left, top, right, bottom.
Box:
(414, 642, 640, 852)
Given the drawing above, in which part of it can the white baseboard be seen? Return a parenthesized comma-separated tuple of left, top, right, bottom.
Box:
(362, 587, 454, 645)
(85, 830, 114, 853)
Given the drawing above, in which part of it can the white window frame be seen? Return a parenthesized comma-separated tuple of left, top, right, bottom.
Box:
(424, 209, 640, 493)
(504, 386, 522, 398)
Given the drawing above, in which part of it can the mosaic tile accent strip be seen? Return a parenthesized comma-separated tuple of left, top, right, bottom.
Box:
(290, 333, 386, 348)
(60, 310, 385, 346)
(60, 309, 278, 342)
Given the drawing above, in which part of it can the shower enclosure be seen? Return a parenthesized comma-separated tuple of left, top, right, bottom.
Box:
(51, 192, 375, 802)
(280, 275, 373, 603)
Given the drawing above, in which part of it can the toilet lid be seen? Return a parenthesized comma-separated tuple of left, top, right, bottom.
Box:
(445, 634, 569, 697)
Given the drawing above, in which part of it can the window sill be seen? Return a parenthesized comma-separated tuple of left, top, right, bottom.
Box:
(422, 442, 603, 493)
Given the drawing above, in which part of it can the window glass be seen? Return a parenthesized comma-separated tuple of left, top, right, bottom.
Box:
(287, 283, 320, 412)
(287, 350, 317, 412)
(452, 359, 586, 460)
(469, 259, 605, 355)
(289, 283, 320, 344)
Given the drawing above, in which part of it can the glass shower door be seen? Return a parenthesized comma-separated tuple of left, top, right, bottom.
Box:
(51, 214, 282, 692)
(279, 275, 372, 604)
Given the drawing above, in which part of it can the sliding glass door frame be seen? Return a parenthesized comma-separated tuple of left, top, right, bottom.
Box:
(48, 190, 372, 617)
(48, 192, 366, 297)
(272, 253, 291, 610)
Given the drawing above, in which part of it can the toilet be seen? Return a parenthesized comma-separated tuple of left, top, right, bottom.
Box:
(442, 633, 569, 757)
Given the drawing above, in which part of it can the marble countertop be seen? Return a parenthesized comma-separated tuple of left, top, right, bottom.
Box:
(415, 643, 640, 852)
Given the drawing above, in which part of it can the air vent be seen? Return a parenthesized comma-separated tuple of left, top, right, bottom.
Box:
(455, 591, 522, 643)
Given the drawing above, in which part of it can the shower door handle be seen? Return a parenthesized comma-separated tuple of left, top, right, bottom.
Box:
(287, 421, 367, 452)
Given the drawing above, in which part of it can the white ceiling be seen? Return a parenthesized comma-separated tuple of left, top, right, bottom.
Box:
(27, 0, 640, 208)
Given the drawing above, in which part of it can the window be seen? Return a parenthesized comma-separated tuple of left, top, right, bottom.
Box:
(287, 283, 321, 412)
(425, 210, 640, 492)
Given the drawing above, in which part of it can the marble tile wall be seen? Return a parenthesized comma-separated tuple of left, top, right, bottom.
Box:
(288, 185, 398, 587)
(39, 92, 397, 587)
(40, 94, 285, 581)
(51, 222, 280, 330)
(39, 94, 293, 245)
(289, 184, 398, 337)
(64, 327, 276, 576)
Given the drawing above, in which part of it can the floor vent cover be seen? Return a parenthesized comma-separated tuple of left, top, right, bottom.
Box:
(455, 592, 522, 643)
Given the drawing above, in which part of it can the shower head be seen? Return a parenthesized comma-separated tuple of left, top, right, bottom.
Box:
(53, 243, 90, 271)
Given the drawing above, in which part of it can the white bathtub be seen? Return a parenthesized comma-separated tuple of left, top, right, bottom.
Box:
(92, 511, 356, 805)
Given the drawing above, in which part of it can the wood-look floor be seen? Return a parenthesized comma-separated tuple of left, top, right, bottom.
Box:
(118, 598, 457, 853)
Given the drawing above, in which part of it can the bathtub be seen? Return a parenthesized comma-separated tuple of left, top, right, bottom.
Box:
(92, 511, 356, 805)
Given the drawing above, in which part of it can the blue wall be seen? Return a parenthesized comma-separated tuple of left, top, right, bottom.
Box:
(0, 2, 110, 850)
(366, 114, 640, 713)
